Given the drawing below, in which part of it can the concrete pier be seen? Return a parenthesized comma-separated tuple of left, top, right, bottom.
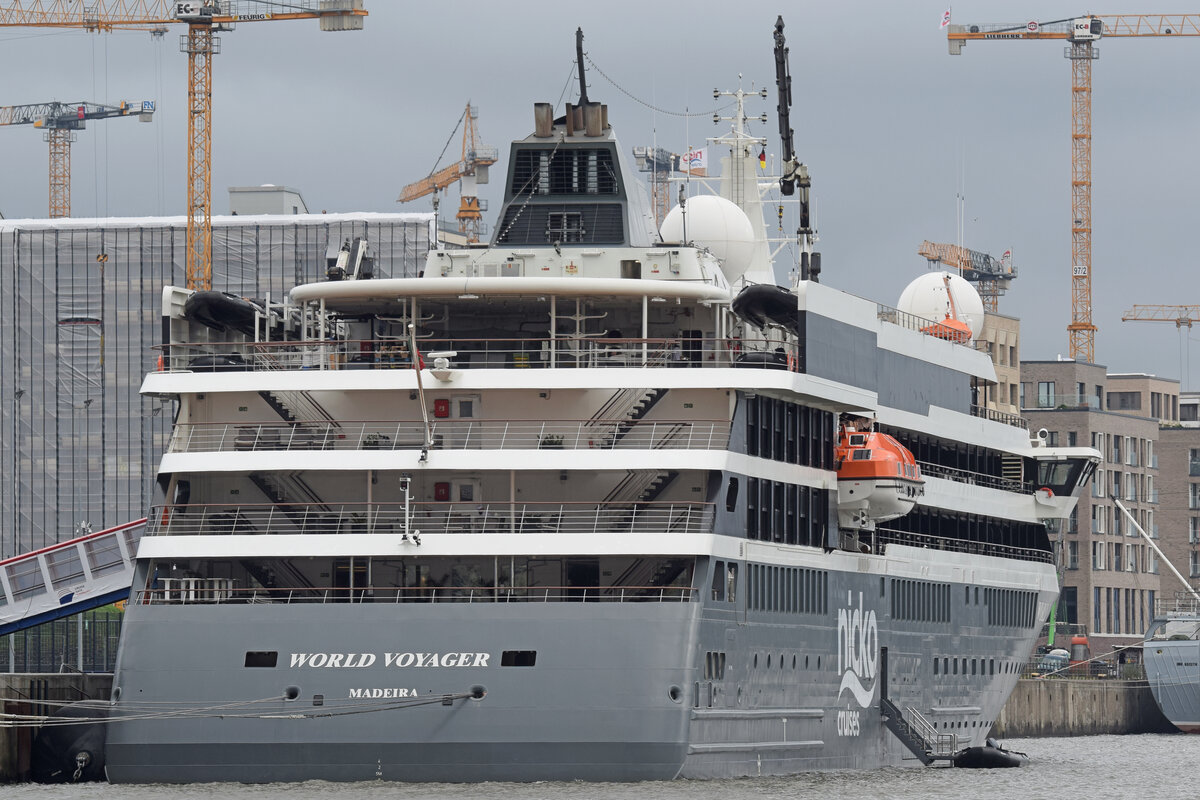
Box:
(1, 673, 111, 782)
(993, 678, 1176, 738)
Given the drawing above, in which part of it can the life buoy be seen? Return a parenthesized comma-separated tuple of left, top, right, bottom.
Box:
(1039, 487, 1054, 497)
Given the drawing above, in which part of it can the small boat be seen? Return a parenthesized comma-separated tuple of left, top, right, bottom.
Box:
(952, 738, 1028, 768)
(730, 283, 800, 336)
(182, 291, 264, 337)
(835, 424, 924, 528)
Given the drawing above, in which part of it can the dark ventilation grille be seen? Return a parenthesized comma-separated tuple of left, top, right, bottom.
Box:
(512, 148, 619, 195)
(244, 651, 278, 668)
(500, 650, 537, 667)
(495, 204, 624, 245)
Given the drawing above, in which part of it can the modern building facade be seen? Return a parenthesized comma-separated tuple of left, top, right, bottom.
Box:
(0, 212, 433, 558)
(1155, 391, 1200, 597)
(1021, 362, 1173, 648)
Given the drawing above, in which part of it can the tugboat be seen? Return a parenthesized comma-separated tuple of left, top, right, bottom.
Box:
(835, 422, 924, 530)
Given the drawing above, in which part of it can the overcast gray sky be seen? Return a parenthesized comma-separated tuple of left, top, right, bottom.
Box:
(1, 2, 1198, 388)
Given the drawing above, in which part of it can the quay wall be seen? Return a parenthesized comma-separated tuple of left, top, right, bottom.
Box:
(0, 673, 111, 782)
(993, 678, 1176, 738)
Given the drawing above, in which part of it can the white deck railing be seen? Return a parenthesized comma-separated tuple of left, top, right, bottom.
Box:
(148, 501, 716, 538)
(168, 419, 732, 453)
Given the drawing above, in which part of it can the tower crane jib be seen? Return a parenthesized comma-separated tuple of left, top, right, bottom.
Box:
(946, 13, 1200, 363)
(0, 1, 368, 289)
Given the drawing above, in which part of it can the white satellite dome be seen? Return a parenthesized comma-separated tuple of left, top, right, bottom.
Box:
(660, 195, 756, 282)
(896, 271, 985, 340)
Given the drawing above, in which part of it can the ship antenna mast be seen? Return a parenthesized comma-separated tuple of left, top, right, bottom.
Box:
(576, 27, 589, 105)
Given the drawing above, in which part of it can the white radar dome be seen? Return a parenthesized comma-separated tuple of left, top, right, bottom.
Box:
(896, 271, 985, 341)
(660, 195, 755, 283)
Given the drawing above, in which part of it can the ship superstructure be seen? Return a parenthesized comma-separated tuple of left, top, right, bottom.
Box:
(96, 25, 1100, 783)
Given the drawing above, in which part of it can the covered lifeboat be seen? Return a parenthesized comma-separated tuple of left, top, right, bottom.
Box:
(835, 425, 924, 529)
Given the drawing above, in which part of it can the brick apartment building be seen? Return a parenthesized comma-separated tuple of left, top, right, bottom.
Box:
(1021, 362, 1177, 648)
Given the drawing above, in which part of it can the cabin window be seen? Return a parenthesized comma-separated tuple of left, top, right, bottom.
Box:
(727, 563, 738, 603)
(725, 478, 739, 512)
(712, 560, 725, 602)
(244, 651, 278, 668)
(852, 450, 872, 461)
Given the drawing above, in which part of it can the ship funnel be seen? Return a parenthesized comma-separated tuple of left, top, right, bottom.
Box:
(583, 102, 603, 136)
(534, 103, 553, 137)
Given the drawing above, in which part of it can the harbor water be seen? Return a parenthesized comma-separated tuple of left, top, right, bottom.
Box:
(2, 733, 1194, 799)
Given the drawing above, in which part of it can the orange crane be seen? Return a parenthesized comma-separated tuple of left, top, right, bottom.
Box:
(917, 240, 1015, 313)
(0, 1, 367, 290)
(0, 99, 154, 217)
(947, 15, 1200, 363)
(398, 102, 496, 243)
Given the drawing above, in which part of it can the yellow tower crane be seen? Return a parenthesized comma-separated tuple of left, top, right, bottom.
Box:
(0, 1, 367, 290)
(917, 240, 1015, 313)
(947, 15, 1200, 363)
(398, 102, 497, 243)
(0, 99, 154, 217)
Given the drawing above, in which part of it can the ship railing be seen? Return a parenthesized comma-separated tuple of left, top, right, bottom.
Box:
(147, 501, 717, 538)
(915, 460, 1028, 493)
(1154, 592, 1200, 617)
(155, 335, 799, 373)
(875, 303, 973, 348)
(905, 706, 957, 757)
(133, 583, 698, 605)
(869, 527, 1053, 564)
(969, 404, 1029, 430)
(168, 418, 733, 453)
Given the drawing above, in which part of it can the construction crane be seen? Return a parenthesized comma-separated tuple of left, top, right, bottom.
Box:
(1123, 304, 1200, 389)
(917, 240, 1015, 313)
(0, 99, 154, 218)
(632, 146, 676, 228)
(0, 1, 367, 290)
(397, 102, 496, 243)
(947, 15, 1200, 363)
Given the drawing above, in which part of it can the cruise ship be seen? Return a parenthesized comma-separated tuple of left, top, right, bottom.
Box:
(95, 23, 1099, 782)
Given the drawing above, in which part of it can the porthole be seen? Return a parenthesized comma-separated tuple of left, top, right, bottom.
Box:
(767, 654, 772, 669)
(792, 654, 797, 670)
(284, 685, 300, 701)
(668, 685, 683, 703)
(754, 653, 759, 669)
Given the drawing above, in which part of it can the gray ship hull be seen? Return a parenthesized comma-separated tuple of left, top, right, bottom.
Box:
(1144, 634, 1200, 734)
(105, 551, 1051, 782)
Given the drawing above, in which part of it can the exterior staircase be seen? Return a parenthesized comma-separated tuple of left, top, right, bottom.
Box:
(880, 696, 957, 765)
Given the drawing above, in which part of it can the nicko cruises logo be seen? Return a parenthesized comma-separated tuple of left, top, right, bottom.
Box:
(836, 590, 878, 737)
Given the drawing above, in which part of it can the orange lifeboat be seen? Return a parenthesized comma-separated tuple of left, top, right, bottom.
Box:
(835, 426, 924, 528)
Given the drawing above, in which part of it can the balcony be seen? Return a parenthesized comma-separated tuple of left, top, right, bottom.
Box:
(148, 501, 716, 539)
(1026, 393, 1100, 411)
(157, 336, 797, 373)
(169, 419, 733, 454)
(136, 582, 697, 606)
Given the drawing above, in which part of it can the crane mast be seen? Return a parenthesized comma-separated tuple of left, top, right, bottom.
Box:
(0, 1, 367, 289)
(947, 13, 1200, 363)
(0, 99, 154, 217)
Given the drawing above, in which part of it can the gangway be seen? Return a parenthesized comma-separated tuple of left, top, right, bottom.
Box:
(0, 518, 144, 636)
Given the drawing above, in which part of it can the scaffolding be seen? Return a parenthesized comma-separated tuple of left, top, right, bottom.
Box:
(0, 212, 434, 557)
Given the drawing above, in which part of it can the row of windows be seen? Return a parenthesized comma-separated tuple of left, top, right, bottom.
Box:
(743, 395, 835, 469)
(985, 587, 1036, 628)
(881, 425, 1008, 483)
(933, 656, 1020, 677)
(885, 507, 1050, 557)
(1095, 586, 1155, 635)
(744, 478, 829, 548)
(1089, 541, 1157, 574)
(889, 579, 951, 623)
(746, 563, 828, 615)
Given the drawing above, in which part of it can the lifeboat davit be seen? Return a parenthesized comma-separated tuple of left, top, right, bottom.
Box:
(835, 426, 924, 529)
